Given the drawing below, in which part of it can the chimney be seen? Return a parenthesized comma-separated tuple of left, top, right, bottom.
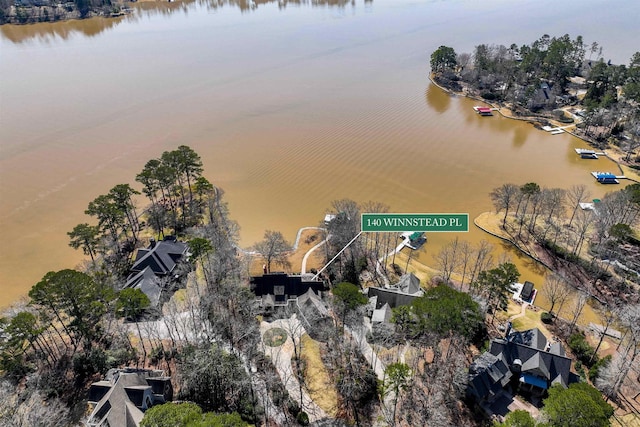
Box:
(505, 321, 513, 339)
(150, 238, 156, 249)
(511, 358, 522, 374)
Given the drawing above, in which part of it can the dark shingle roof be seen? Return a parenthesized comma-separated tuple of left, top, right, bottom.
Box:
(469, 328, 574, 402)
(297, 288, 329, 318)
(396, 273, 422, 295)
(509, 328, 547, 351)
(491, 329, 572, 388)
(87, 369, 171, 427)
(125, 267, 162, 307)
(468, 352, 512, 401)
(367, 287, 420, 309)
(131, 238, 187, 276)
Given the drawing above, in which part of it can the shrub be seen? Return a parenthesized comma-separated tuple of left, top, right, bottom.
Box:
(568, 333, 598, 367)
(541, 312, 554, 324)
(481, 92, 498, 100)
(588, 355, 612, 382)
(287, 398, 300, 416)
(73, 348, 107, 385)
(106, 347, 137, 368)
(296, 411, 310, 426)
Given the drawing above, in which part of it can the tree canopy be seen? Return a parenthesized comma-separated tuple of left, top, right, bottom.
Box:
(494, 410, 536, 427)
(431, 45, 457, 73)
(393, 284, 484, 341)
(332, 281, 368, 329)
(67, 223, 101, 261)
(28, 269, 115, 348)
(116, 288, 150, 321)
(332, 282, 367, 312)
(177, 345, 256, 421)
(140, 402, 249, 427)
(542, 383, 613, 427)
(471, 262, 520, 322)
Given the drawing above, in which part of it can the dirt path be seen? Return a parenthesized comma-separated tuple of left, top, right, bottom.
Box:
(301, 238, 327, 274)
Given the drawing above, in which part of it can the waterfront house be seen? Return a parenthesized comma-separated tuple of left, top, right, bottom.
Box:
(130, 236, 188, 277)
(124, 267, 162, 307)
(468, 326, 574, 404)
(251, 272, 326, 305)
(123, 236, 188, 307)
(367, 273, 424, 323)
(86, 368, 172, 427)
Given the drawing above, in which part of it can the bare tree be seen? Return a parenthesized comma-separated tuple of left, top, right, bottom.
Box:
(468, 240, 494, 291)
(596, 305, 640, 400)
(573, 208, 596, 255)
(433, 237, 461, 284)
(568, 291, 589, 334)
(541, 273, 572, 318)
(567, 184, 591, 228)
(20, 393, 70, 426)
(254, 230, 292, 274)
(590, 304, 618, 364)
(457, 240, 473, 289)
(490, 183, 520, 228)
(517, 182, 541, 237)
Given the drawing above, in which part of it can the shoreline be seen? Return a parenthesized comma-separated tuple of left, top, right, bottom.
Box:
(0, 2, 132, 25)
(428, 74, 639, 184)
(473, 212, 553, 272)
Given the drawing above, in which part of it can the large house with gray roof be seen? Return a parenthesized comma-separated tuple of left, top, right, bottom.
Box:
(467, 326, 575, 404)
(251, 272, 326, 305)
(123, 236, 188, 307)
(130, 236, 188, 277)
(86, 368, 172, 427)
(366, 273, 424, 323)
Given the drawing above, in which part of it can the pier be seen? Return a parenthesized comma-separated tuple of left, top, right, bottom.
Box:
(575, 148, 606, 159)
(542, 124, 575, 135)
(591, 171, 625, 184)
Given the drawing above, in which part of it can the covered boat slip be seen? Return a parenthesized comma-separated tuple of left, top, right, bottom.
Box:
(473, 106, 494, 116)
(591, 171, 621, 184)
(575, 148, 606, 159)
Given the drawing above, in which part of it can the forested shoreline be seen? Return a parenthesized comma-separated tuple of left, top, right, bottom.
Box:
(0, 0, 128, 24)
(1, 143, 638, 425)
(430, 35, 640, 167)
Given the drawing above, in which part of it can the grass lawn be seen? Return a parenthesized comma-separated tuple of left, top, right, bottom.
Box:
(511, 307, 553, 338)
(300, 334, 338, 416)
(248, 228, 325, 275)
(386, 250, 439, 286)
(613, 413, 640, 427)
(263, 328, 288, 347)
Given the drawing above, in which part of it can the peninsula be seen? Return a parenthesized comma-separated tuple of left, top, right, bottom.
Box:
(430, 36, 640, 174)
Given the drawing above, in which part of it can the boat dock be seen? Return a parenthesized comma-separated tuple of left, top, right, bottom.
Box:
(575, 148, 606, 159)
(473, 106, 497, 116)
(542, 124, 575, 135)
(591, 171, 624, 184)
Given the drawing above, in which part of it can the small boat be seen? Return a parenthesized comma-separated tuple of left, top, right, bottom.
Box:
(473, 106, 493, 116)
(575, 148, 598, 159)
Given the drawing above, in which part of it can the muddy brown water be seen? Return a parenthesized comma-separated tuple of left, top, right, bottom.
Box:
(1, 0, 638, 316)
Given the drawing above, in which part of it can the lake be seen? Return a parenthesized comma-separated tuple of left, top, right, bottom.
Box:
(1, 0, 638, 309)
